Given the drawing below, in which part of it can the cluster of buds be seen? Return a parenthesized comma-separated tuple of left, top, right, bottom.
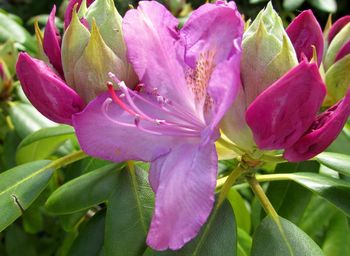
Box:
(16, 0, 138, 124)
(221, 3, 350, 162)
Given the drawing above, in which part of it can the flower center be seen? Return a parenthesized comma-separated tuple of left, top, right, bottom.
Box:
(102, 73, 204, 138)
(186, 50, 216, 121)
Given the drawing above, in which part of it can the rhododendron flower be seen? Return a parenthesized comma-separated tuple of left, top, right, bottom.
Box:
(73, 0, 243, 250)
(221, 3, 350, 162)
(16, 0, 137, 124)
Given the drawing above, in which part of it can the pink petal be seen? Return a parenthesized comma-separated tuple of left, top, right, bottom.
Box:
(72, 92, 187, 163)
(180, 1, 243, 68)
(16, 53, 85, 125)
(335, 39, 350, 62)
(284, 89, 350, 162)
(286, 10, 324, 66)
(246, 61, 326, 150)
(328, 16, 350, 43)
(178, 1, 243, 128)
(122, 1, 193, 111)
(64, 0, 94, 29)
(147, 143, 217, 250)
(43, 6, 64, 77)
(207, 50, 241, 129)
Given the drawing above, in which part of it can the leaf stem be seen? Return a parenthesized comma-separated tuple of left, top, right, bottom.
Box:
(246, 174, 280, 224)
(217, 164, 247, 207)
(49, 150, 88, 170)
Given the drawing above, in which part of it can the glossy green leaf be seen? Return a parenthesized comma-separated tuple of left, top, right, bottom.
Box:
(0, 12, 36, 52)
(68, 212, 105, 256)
(1, 129, 21, 170)
(251, 216, 323, 256)
(59, 211, 87, 232)
(308, 0, 337, 13)
(227, 188, 251, 233)
(144, 200, 236, 256)
(5, 224, 37, 256)
(327, 130, 350, 154)
(298, 196, 337, 241)
(288, 172, 350, 216)
(283, 0, 305, 10)
(0, 160, 53, 232)
(316, 152, 350, 176)
(9, 103, 56, 139)
(237, 228, 252, 256)
(46, 164, 121, 214)
(105, 164, 154, 256)
(16, 125, 75, 164)
(266, 162, 318, 223)
(322, 211, 350, 256)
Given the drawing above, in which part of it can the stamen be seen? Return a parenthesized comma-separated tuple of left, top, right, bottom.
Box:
(107, 82, 138, 117)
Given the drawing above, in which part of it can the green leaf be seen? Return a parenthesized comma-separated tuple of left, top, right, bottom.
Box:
(227, 188, 251, 233)
(327, 130, 350, 154)
(251, 216, 323, 256)
(283, 0, 305, 10)
(316, 152, 350, 176)
(46, 164, 122, 214)
(322, 211, 350, 256)
(0, 12, 36, 52)
(1, 129, 21, 170)
(16, 125, 75, 164)
(288, 172, 350, 216)
(144, 200, 237, 256)
(5, 224, 37, 256)
(237, 228, 252, 256)
(0, 160, 54, 232)
(59, 211, 87, 232)
(8, 103, 56, 139)
(308, 0, 337, 13)
(298, 196, 337, 241)
(105, 164, 154, 256)
(266, 162, 318, 223)
(68, 211, 105, 256)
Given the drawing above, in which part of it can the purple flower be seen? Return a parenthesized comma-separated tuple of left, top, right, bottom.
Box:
(73, 0, 243, 250)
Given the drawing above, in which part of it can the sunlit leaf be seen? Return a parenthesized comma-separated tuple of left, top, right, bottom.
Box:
(0, 160, 53, 232)
(316, 152, 350, 176)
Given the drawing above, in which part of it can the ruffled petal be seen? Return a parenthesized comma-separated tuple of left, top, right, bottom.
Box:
(286, 10, 324, 66)
(246, 61, 326, 150)
(72, 92, 190, 163)
(328, 15, 350, 43)
(147, 143, 217, 251)
(178, 1, 243, 128)
(43, 6, 64, 77)
(284, 90, 350, 162)
(180, 1, 243, 68)
(207, 48, 241, 129)
(122, 1, 193, 110)
(16, 53, 85, 125)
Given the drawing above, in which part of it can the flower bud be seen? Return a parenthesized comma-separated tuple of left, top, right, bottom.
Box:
(73, 20, 130, 102)
(241, 2, 298, 104)
(324, 16, 350, 106)
(85, 0, 126, 61)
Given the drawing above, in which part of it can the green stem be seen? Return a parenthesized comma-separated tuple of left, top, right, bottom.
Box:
(246, 175, 280, 224)
(50, 150, 88, 170)
(217, 164, 246, 207)
(259, 154, 287, 163)
(216, 137, 245, 155)
(255, 173, 291, 182)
